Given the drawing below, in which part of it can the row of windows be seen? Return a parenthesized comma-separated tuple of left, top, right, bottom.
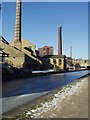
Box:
(43, 48, 53, 51)
(53, 59, 62, 65)
(39, 52, 53, 56)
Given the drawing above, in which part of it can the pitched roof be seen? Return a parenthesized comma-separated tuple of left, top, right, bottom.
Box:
(0, 35, 9, 45)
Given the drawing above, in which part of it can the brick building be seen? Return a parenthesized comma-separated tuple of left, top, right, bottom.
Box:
(38, 46, 54, 57)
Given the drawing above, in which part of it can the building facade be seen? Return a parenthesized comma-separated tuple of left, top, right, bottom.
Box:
(0, 0, 41, 70)
(50, 55, 66, 70)
(74, 58, 90, 68)
(66, 57, 72, 68)
(0, 36, 25, 68)
(41, 55, 66, 70)
(38, 46, 54, 57)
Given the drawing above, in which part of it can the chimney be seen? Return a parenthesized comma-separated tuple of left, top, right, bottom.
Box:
(58, 26, 62, 56)
(70, 46, 72, 58)
(14, 0, 22, 50)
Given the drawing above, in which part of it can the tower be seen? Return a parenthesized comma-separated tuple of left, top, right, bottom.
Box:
(70, 46, 72, 58)
(58, 26, 62, 56)
(14, 0, 22, 50)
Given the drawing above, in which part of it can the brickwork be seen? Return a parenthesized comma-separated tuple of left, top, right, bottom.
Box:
(58, 26, 62, 56)
(38, 46, 54, 57)
(14, 0, 22, 50)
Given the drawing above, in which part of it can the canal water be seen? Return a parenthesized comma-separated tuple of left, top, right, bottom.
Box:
(2, 70, 90, 97)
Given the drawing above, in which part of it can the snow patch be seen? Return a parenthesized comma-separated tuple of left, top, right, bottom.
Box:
(25, 78, 87, 118)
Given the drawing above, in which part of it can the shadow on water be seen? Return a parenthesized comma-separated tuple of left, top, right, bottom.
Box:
(2, 70, 90, 97)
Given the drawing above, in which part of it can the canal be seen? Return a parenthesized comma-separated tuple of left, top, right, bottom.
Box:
(3, 70, 90, 98)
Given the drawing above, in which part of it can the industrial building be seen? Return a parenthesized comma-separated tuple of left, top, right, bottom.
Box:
(0, 0, 41, 71)
(38, 46, 54, 57)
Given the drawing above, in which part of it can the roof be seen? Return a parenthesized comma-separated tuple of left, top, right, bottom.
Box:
(51, 55, 66, 58)
(10, 38, 36, 47)
(42, 55, 66, 59)
(42, 55, 53, 58)
(38, 46, 53, 49)
(66, 57, 72, 59)
(21, 38, 36, 47)
(0, 50, 9, 56)
(0, 36, 9, 45)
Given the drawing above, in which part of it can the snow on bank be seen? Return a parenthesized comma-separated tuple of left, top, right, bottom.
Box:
(23, 78, 88, 118)
(32, 69, 54, 73)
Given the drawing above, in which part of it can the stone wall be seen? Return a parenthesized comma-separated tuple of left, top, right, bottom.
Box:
(50, 57, 65, 70)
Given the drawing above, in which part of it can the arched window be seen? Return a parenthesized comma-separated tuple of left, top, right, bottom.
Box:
(59, 59, 62, 65)
(53, 59, 56, 64)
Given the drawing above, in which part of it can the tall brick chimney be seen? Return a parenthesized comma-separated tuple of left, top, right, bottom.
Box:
(58, 26, 62, 56)
(14, 0, 22, 50)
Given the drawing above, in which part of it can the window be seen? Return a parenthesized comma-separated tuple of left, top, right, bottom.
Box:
(53, 59, 56, 64)
(44, 52, 46, 55)
(50, 53, 52, 55)
(43, 48, 46, 51)
(59, 59, 62, 65)
(28, 46, 32, 50)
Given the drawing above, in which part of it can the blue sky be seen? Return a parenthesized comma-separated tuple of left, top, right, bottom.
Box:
(1, 2, 88, 59)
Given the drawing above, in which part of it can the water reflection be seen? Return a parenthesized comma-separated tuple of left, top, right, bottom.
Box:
(2, 70, 90, 97)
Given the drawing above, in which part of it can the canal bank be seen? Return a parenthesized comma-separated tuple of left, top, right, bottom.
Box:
(2, 75, 89, 119)
(2, 68, 89, 81)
